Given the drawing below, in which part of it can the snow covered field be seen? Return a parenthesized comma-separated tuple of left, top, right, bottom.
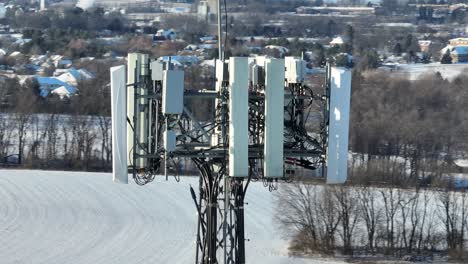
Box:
(0, 170, 345, 264)
(381, 63, 468, 81)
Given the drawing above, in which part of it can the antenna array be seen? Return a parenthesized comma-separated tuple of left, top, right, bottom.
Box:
(110, 54, 351, 264)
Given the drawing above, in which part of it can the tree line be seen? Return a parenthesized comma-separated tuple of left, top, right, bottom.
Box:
(349, 71, 468, 187)
(0, 60, 114, 170)
(277, 182, 468, 260)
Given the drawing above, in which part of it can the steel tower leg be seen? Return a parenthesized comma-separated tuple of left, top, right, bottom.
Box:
(233, 179, 245, 264)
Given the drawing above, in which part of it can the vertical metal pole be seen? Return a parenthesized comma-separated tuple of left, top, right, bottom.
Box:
(321, 63, 331, 178)
(223, 175, 229, 264)
(133, 67, 138, 178)
(217, 0, 223, 61)
(235, 179, 245, 264)
(195, 175, 203, 264)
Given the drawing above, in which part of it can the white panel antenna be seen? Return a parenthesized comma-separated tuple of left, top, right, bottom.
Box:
(162, 70, 184, 115)
(215, 59, 228, 91)
(150, 60, 165, 81)
(126, 53, 139, 165)
(127, 53, 150, 168)
(264, 58, 285, 178)
(285, 56, 306, 84)
(111, 65, 128, 184)
(229, 57, 249, 177)
(326, 67, 352, 184)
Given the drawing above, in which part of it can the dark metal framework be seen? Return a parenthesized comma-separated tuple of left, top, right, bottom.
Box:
(127, 62, 330, 264)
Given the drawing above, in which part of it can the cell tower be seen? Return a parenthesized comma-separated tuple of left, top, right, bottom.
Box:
(110, 3, 351, 264)
(110, 55, 351, 263)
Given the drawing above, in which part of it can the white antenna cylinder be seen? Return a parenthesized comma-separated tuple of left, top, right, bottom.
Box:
(264, 58, 285, 178)
(137, 54, 149, 169)
(326, 67, 352, 184)
(228, 57, 249, 177)
(127, 53, 139, 165)
(111, 65, 128, 184)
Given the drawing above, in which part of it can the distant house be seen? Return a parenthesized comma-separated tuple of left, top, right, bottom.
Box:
(36, 68, 94, 98)
(155, 29, 177, 41)
(8, 51, 22, 58)
(54, 68, 94, 86)
(200, 36, 217, 44)
(160, 55, 199, 66)
(185, 44, 199, 51)
(449, 37, 468, 46)
(441, 38, 468, 63)
(296, 6, 375, 15)
(264, 45, 289, 56)
(36, 76, 77, 98)
(55, 59, 72, 68)
(330, 36, 347, 46)
(418, 40, 432, 53)
(447, 46, 468, 63)
(29, 55, 48, 66)
(50, 55, 73, 68)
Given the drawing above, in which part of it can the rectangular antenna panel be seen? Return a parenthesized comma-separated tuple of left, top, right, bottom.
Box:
(162, 70, 184, 114)
(229, 57, 249, 177)
(326, 67, 351, 184)
(127, 53, 139, 165)
(111, 65, 128, 184)
(150, 60, 164, 81)
(215, 59, 228, 91)
(264, 58, 285, 178)
(285, 57, 306, 83)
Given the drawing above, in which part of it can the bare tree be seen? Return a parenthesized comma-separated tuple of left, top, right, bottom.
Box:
(316, 186, 341, 253)
(334, 186, 359, 254)
(97, 115, 111, 167)
(0, 114, 15, 159)
(45, 114, 59, 161)
(276, 182, 321, 253)
(13, 112, 30, 165)
(438, 189, 468, 251)
(357, 186, 382, 253)
(380, 186, 404, 253)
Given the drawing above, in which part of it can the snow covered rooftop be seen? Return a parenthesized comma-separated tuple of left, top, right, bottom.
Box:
(264, 45, 289, 55)
(160, 55, 199, 65)
(55, 68, 94, 86)
(455, 159, 468, 168)
(51, 85, 77, 99)
(330, 36, 346, 45)
(36, 76, 78, 98)
(441, 45, 468, 55)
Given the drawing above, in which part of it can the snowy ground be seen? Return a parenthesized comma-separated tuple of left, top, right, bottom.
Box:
(0, 170, 346, 264)
(380, 63, 468, 81)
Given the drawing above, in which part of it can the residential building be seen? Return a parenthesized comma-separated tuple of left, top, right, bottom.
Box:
(441, 38, 468, 63)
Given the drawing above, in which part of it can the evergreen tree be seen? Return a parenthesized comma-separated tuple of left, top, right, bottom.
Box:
(393, 43, 403, 56)
(441, 50, 452, 64)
